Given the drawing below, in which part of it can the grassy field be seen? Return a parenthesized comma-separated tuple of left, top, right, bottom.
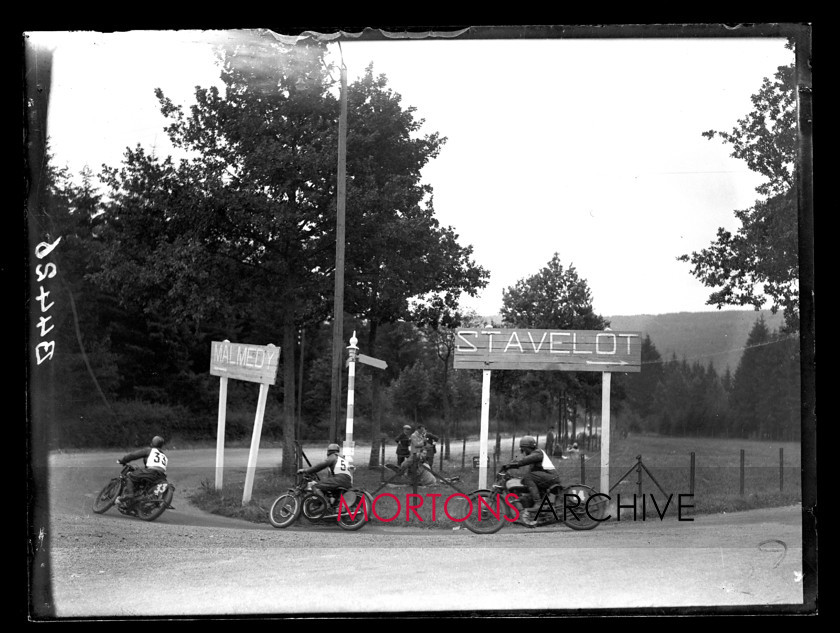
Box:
(188, 434, 803, 526)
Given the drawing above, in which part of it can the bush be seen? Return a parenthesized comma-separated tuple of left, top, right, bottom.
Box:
(55, 400, 199, 448)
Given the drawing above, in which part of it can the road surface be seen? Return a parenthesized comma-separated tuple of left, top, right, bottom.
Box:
(31, 449, 808, 617)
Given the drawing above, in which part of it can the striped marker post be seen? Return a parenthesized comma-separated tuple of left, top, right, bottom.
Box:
(343, 331, 359, 460)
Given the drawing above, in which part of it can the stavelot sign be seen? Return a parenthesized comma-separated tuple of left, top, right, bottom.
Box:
(453, 328, 642, 372)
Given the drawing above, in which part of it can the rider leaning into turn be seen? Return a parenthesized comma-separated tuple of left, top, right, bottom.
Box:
(116, 435, 168, 506)
(502, 435, 561, 523)
(297, 443, 353, 499)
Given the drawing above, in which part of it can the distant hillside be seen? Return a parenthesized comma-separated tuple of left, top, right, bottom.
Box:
(607, 310, 787, 374)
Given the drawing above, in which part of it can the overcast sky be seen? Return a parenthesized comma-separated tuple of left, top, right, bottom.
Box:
(27, 29, 795, 319)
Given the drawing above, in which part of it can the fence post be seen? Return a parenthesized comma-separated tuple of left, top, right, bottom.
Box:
(636, 455, 643, 499)
(580, 452, 585, 485)
(511, 433, 516, 459)
(739, 449, 745, 496)
(689, 452, 695, 497)
(780, 447, 784, 491)
(461, 438, 466, 470)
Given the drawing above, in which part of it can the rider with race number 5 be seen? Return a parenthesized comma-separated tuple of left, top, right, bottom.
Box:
(501, 435, 561, 522)
(297, 443, 353, 499)
(116, 435, 168, 505)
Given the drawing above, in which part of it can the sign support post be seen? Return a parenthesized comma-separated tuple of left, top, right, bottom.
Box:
(600, 371, 611, 504)
(242, 382, 269, 504)
(214, 340, 230, 491)
(479, 369, 491, 488)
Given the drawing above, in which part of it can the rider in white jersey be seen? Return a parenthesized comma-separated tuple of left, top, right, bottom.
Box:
(297, 443, 353, 499)
(502, 435, 561, 522)
(116, 435, 168, 505)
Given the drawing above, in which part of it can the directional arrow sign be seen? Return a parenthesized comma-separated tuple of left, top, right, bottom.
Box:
(356, 353, 387, 370)
(454, 328, 641, 373)
(586, 359, 629, 366)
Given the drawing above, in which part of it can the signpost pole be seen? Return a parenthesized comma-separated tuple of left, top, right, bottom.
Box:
(242, 382, 269, 504)
(600, 371, 611, 498)
(479, 369, 491, 488)
(344, 332, 359, 460)
(215, 375, 228, 491)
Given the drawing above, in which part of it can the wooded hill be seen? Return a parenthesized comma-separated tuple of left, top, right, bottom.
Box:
(606, 309, 788, 374)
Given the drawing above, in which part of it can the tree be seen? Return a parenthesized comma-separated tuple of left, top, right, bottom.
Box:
(391, 361, 433, 423)
(620, 334, 664, 424)
(679, 53, 800, 332)
(341, 67, 489, 466)
(729, 316, 799, 440)
(500, 253, 610, 434)
(96, 38, 340, 473)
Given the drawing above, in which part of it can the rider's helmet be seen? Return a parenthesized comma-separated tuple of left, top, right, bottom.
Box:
(519, 435, 537, 453)
(327, 443, 340, 455)
(151, 436, 165, 449)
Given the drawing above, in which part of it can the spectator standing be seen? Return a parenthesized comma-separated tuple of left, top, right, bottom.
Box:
(395, 425, 412, 465)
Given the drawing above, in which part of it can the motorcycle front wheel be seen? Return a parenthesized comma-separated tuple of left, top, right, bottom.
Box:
(462, 490, 508, 535)
(93, 478, 121, 514)
(269, 493, 301, 528)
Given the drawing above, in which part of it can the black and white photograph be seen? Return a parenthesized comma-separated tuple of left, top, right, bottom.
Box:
(25, 24, 815, 619)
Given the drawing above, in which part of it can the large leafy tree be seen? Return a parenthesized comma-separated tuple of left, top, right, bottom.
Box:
(341, 67, 489, 465)
(500, 253, 610, 435)
(96, 37, 340, 473)
(679, 53, 800, 332)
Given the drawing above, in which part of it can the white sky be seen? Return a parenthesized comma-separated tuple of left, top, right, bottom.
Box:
(26, 29, 795, 318)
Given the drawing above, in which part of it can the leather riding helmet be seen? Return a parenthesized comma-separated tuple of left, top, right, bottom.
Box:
(327, 443, 340, 454)
(151, 436, 165, 449)
(519, 436, 537, 452)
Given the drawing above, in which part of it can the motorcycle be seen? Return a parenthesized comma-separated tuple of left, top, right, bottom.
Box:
(92, 461, 176, 522)
(461, 470, 608, 534)
(268, 473, 372, 531)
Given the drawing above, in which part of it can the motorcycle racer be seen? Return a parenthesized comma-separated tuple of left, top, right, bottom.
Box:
(116, 435, 168, 506)
(501, 435, 561, 523)
(297, 443, 353, 499)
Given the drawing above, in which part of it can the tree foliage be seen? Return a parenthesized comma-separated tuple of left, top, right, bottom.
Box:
(679, 55, 800, 332)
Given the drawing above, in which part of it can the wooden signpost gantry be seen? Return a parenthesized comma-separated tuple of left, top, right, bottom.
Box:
(209, 340, 281, 504)
(453, 327, 642, 494)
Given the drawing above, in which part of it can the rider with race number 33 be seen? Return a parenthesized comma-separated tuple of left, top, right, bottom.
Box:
(116, 435, 168, 506)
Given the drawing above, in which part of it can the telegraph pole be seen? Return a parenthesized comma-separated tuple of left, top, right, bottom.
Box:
(329, 60, 348, 443)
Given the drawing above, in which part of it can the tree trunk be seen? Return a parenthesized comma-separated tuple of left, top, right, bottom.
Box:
(281, 308, 296, 475)
(441, 355, 451, 459)
(367, 321, 382, 468)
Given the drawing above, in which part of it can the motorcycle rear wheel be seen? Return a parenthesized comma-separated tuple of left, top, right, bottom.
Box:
(336, 490, 370, 531)
(137, 485, 174, 522)
(562, 484, 607, 531)
(269, 493, 301, 528)
(462, 491, 508, 535)
(93, 478, 121, 514)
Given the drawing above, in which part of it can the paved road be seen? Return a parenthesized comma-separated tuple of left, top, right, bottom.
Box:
(32, 449, 807, 617)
